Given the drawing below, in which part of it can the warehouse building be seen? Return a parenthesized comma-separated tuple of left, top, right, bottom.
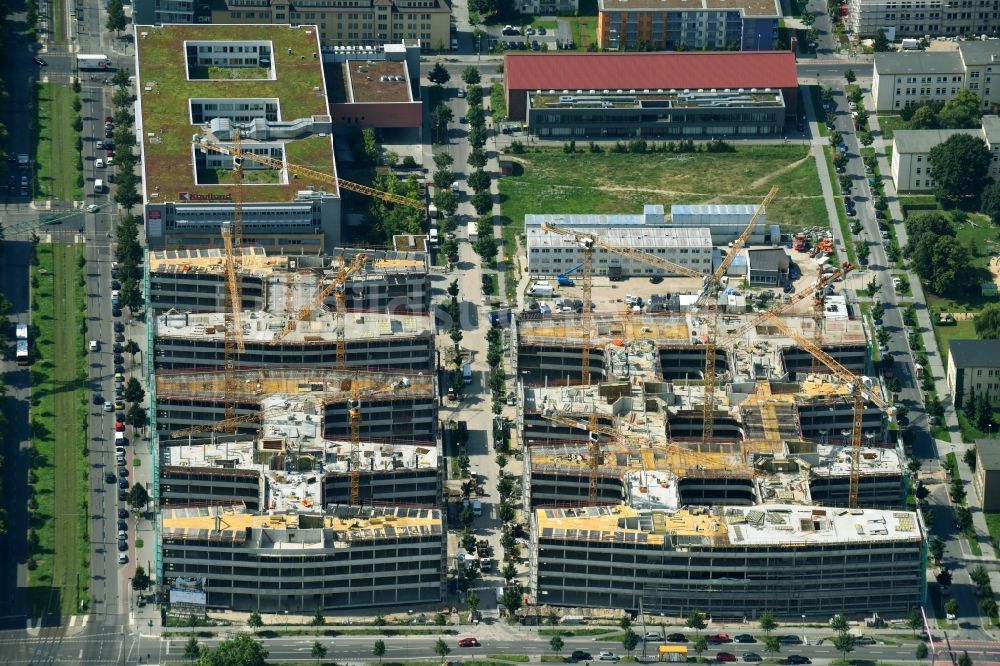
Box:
(871, 42, 1000, 112)
(597, 0, 781, 51)
(154, 368, 438, 443)
(135, 24, 342, 252)
(148, 247, 431, 315)
(504, 52, 800, 138)
(527, 226, 713, 278)
(890, 116, 1000, 192)
(161, 394, 440, 509)
(530, 502, 925, 618)
(161, 504, 445, 612)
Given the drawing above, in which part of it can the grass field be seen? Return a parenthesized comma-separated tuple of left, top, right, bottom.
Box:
(28, 243, 90, 617)
(876, 114, 908, 141)
(932, 319, 976, 368)
(34, 83, 82, 202)
(499, 145, 824, 236)
(986, 513, 1000, 556)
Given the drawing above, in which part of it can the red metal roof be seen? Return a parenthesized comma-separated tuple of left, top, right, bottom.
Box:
(505, 51, 799, 92)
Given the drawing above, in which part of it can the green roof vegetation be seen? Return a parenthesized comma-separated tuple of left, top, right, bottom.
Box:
(136, 24, 335, 203)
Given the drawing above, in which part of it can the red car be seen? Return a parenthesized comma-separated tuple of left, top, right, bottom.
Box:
(115, 420, 125, 432)
(106, 149, 115, 157)
(457, 637, 480, 648)
(716, 653, 737, 662)
(708, 634, 732, 644)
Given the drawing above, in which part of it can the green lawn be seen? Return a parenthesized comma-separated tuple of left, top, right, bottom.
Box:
(34, 83, 82, 202)
(985, 513, 1000, 556)
(27, 243, 90, 618)
(932, 319, 976, 369)
(51, 0, 66, 45)
(821, 146, 854, 264)
(568, 0, 599, 49)
(876, 114, 908, 141)
(924, 214, 1000, 312)
(499, 145, 824, 235)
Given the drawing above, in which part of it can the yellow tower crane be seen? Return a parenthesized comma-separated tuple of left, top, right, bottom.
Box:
(539, 223, 709, 382)
(694, 185, 779, 445)
(271, 253, 369, 370)
(762, 313, 894, 507)
(540, 411, 754, 501)
(193, 139, 425, 211)
(221, 128, 247, 432)
(347, 374, 410, 505)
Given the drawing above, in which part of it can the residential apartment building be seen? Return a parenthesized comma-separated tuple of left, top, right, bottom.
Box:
(846, 0, 1000, 38)
(530, 503, 925, 618)
(209, 0, 450, 51)
(890, 116, 1000, 191)
(597, 0, 781, 51)
(514, 0, 579, 13)
(161, 504, 445, 612)
(871, 41, 1000, 112)
(947, 339, 1000, 408)
(974, 441, 1000, 512)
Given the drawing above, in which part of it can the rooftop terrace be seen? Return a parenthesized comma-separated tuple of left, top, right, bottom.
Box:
(135, 24, 337, 204)
(529, 89, 785, 111)
(599, 0, 782, 17)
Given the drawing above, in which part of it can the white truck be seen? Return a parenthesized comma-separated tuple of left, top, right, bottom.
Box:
(468, 221, 478, 241)
(77, 54, 113, 69)
(528, 280, 554, 297)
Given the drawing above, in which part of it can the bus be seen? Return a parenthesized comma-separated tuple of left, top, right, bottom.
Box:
(658, 645, 688, 662)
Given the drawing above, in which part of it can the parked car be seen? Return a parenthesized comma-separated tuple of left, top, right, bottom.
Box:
(734, 635, 756, 643)
(743, 653, 762, 662)
(778, 636, 802, 645)
(666, 633, 688, 643)
(708, 634, 732, 644)
(644, 632, 662, 641)
(118, 520, 128, 531)
(118, 508, 129, 519)
(118, 540, 128, 552)
(118, 478, 129, 490)
(785, 657, 810, 665)
(716, 653, 738, 662)
(570, 651, 592, 662)
(598, 652, 620, 662)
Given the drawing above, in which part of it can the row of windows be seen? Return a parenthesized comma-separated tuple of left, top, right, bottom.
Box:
(197, 44, 260, 53)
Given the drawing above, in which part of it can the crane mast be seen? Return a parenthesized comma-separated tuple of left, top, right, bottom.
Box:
(222, 129, 246, 432)
(698, 186, 778, 445)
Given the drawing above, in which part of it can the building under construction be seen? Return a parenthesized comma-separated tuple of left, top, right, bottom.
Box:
(148, 247, 431, 315)
(154, 368, 438, 443)
(161, 393, 441, 509)
(161, 504, 445, 612)
(515, 311, 869, 387)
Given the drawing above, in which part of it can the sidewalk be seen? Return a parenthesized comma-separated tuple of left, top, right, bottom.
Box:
(865, 92, 995, 557)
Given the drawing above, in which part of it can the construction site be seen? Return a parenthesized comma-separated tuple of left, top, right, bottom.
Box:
(154, 368, 438, 444)
(149, 247, 435, 374)
(509, 188, 926, 619)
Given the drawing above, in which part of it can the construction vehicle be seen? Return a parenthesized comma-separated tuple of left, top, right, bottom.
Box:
(557, 263, 583, 287)
(809, 237, 833, 258)
(762, 313, 893, 508)
(694, 186, 779, 444)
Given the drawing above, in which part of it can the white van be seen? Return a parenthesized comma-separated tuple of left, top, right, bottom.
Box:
(89, 340, 99, 352)
(429, 228, 439, 245)
(94, 179, 105, 194)
(95, 158, 105, 168)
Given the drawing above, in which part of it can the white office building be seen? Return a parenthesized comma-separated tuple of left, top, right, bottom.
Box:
(890, 115, 1000, 191)
(872, 42, 1000, 112)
